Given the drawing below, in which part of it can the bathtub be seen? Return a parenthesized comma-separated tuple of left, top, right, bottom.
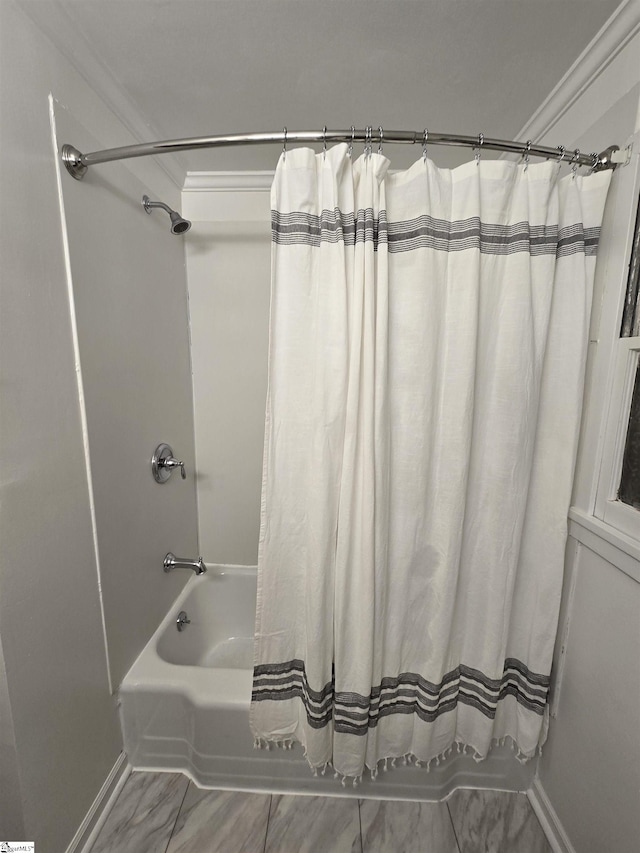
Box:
(119, 564, 535, 797)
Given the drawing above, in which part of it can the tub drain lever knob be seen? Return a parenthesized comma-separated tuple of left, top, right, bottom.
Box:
(176, 611, 190, 632)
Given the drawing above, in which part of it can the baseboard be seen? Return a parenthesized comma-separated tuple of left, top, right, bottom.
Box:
(527, 776, 577, 853)
(64, 751, 130, 853)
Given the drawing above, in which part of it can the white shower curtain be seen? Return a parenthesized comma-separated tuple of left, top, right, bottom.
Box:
(250, 144, 611, 781)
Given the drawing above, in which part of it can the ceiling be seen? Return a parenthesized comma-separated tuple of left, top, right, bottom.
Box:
(25, 0, 623, 176)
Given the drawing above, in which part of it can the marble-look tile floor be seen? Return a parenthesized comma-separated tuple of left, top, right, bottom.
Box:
(90, 771, 552, 853)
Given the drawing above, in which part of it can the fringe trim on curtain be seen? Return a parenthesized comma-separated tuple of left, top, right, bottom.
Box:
(252, 734, 541, 787)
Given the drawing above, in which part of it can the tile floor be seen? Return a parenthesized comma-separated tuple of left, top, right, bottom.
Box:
(90, 771, 552, 853)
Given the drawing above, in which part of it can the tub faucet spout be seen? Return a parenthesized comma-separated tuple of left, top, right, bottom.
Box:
(164, 552, 207, 575)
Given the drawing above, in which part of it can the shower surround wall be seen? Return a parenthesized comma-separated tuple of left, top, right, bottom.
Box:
(183, 192, 272, 566)
(0, 2, 196, 848)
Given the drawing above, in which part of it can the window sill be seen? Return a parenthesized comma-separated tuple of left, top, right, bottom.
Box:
(568, 507, 640, 584)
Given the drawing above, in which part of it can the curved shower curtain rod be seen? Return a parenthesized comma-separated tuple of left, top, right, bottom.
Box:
(61, 128, 621, 181)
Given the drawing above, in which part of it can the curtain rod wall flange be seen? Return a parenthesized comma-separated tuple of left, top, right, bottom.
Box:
(62, 144, 88, 180)
(61, 132, 621, 181)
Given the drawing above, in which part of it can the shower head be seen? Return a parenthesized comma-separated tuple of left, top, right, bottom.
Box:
(169, 210, 191, 234)
(142, 195, 191, 235)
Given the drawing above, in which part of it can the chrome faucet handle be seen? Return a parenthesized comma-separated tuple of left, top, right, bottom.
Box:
(164, 456, 186, 479)
(152, 443, 186, 482)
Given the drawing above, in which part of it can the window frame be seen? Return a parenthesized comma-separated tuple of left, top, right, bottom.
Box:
(597, 337, 640, 535)
(594, 134, 640, 541)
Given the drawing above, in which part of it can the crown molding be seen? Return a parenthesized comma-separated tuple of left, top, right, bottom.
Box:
(515, 0, 640, 145)
(20, 1, 185, 189)
(183, 172, 275, 191)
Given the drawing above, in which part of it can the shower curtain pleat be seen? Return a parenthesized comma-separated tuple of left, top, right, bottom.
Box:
(251, 143, 611, 779)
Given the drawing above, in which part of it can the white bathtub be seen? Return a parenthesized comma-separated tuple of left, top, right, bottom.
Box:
(120, 565, 336, 793)
(119, 565, 535, 796)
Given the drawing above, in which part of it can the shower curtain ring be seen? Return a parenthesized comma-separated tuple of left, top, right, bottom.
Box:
(378, 126, 384, 154)
(571, 148, 580, 177)
(323, 126, 327, 159)
(556, 145, 566, 165)
(422, 129, 429, 163)
(348, 125, 355, 157)
(365, 126, 372, 158)
(282, 127, 287, 159)
(475, 132, 484, 165)
(523, 140, 531, 171)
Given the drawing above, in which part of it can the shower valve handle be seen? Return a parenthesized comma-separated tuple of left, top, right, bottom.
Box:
(164, 456, 186, 479)
(152, 443, 186, 483)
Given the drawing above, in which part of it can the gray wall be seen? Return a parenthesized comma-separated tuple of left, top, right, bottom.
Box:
(0, 2, 195, 849)
(0, 634, 25, 841)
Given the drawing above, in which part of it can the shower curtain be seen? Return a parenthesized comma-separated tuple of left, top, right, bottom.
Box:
(250, 143, 611, 781)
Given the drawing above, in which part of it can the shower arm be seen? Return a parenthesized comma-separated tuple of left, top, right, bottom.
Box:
(61, 129, 623, 180)
(142, 197, 173, 215)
